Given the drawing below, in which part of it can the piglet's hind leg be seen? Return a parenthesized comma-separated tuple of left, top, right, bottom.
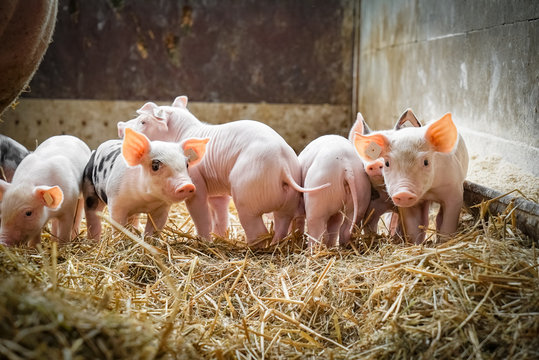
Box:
(236, 207, 269, 247)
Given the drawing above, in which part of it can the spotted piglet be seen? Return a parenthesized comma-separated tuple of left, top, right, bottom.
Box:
(0, 135, 90, 246)
(0, 134, 30, 182)
(299, 135, 370, 247)
(83, 128, 208, 241)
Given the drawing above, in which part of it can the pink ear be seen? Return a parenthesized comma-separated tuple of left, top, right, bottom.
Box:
(348, 112, 371, 142)
(354, 133, 389, 160)
(425, 113, 458, 153)
(395, 109, 422, 130)
(34, 185, 63, 209)
(136, 102, 158, 115)
(122, 128, 151, 166)
(172, 96, 188, 108)
(182, 137, 210, 166)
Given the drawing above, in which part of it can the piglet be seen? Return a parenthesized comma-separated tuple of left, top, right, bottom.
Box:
(0, 135, 91, 246)
(299, 135, 370, 247)
(0, 134, 30, 182)
(349, 110, 422, 233)
(83, 128, 208, 241)
(354, 113, 468, 243)
(117, 96, 327, 247)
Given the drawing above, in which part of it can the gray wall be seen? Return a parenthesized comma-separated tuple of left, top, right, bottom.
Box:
(0, 0, 358, 153)
(358, 0, 539, 176)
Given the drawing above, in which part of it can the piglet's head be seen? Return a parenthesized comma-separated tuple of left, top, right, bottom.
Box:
(122, 128, 209, 203)
(354, 113, 458, 207)
(117, 102, 171, 141)
(0, 181, 63, 246)
(349, 113, 386, 186)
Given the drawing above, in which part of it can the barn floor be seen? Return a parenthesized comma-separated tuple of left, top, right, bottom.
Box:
(0, 202, 538, 359)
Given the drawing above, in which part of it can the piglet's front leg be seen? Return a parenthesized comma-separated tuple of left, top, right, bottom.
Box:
(186, 191, 213, 241)
(144, 205, 171, 236)
(398, 202, 429, 244)
(437, 191, 463, 236)
(208, 195, 231, 237)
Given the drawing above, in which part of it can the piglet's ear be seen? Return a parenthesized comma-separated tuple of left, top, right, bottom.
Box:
(425, 113, 458, 153)
(122, 128, 151, 166)
(182, 137, 210, 167)
(0, 180, 11, 201)
(395, 108, 422, 130)
(172, 96, 188, 108)
(354, 133, 389, 161)
(34, 185, 63, 209)
(136, 102, 158, 115)
(348, 112, 371, 142)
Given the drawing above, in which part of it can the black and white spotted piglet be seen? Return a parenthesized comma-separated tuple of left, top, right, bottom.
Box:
(83, 128, 209, 241)
(0, 134, 30, 182)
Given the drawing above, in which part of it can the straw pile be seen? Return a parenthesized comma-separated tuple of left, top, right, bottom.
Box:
(0, 199, 538, 359)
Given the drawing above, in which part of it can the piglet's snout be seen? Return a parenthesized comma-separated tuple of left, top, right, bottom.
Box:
(391, 191, 417, 207)
(175, 183, 196, 196)
(365, 161, 384, 177)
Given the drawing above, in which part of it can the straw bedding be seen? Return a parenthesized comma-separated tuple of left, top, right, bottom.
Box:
(0, 199, 537, 359)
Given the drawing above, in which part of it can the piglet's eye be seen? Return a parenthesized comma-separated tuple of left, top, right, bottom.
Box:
(385, 161, 390, 167)
(25, 211, 32, 217)
(151, 160, 161, 172)
(424, 159, 429, 166)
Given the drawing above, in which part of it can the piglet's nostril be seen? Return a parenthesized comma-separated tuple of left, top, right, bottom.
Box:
(176, 184, 196, 194)
(392, 191, 417, 206)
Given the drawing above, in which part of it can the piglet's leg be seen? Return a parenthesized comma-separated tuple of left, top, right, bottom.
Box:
(184, 171, 212, 241)
(399, 204, 427, 244)
(271, 212, 294, 245)
(186, 194, 212, 241)
(55, 203, 78, 244)
(291, 196, 306, 236)
(306, 216, 327, 248)
(339, 207, 355, 247)
(236, 207, 269, 247)
(71, 197, 84, 239)
(50, 218, 59, 239)
(85, 199, 106, 241)
(208, 195, 231, 237)
(145, 205, 171, 235)
(437, 194, 463, 236)
(326, 213, 343, 248)
(109, 201, 130, 234)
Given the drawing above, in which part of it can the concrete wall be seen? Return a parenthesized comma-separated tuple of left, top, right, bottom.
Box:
(358, 0, 539, 176)
(0, 0, 358, 153)
(0, 99, 349, 153)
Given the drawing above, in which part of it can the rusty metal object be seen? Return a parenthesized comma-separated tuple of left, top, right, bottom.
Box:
(463, 180, 539, 239)
(0, 0, 57, 115)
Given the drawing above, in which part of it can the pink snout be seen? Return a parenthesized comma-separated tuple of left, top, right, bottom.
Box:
(175, 183, 196, 196)
(365, 161, 384, 178)
(391, 191, 418, 207)
(0, 231, 18, 247)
